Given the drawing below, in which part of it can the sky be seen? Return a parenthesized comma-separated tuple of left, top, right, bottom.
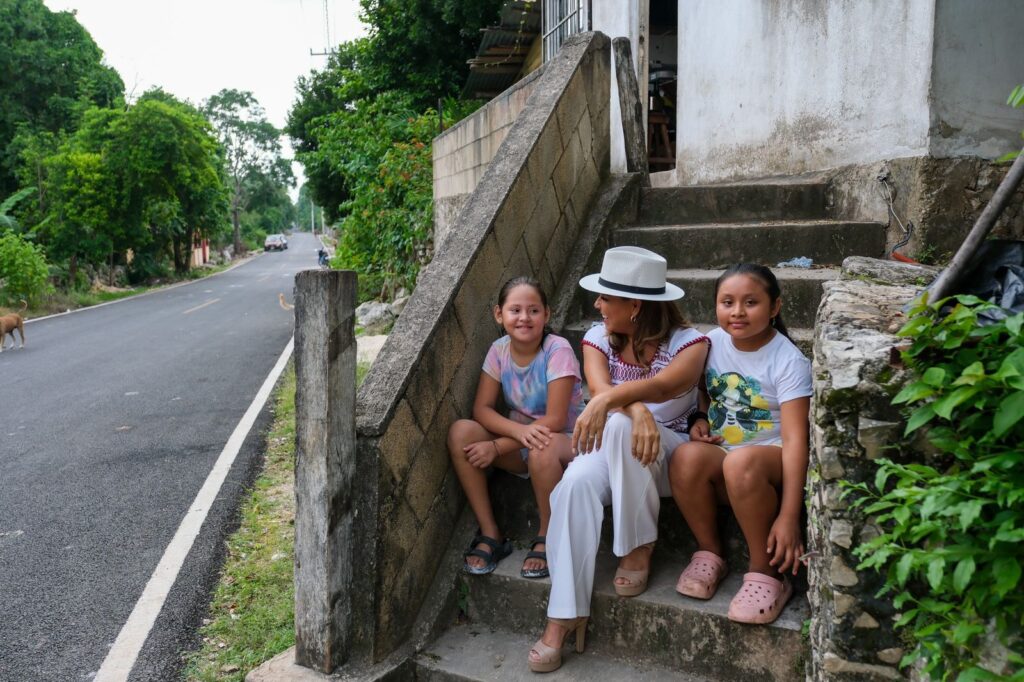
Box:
(43, 0, 368, 195)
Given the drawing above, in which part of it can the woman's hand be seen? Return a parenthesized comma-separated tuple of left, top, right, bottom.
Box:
(463, 440, 499, 469)
(572, 393, 610, 454)
(628, 405, 660, 466)
(689, 419, 724, 444)
(767, 514, 805, 576)
(518, 423, 552, 451)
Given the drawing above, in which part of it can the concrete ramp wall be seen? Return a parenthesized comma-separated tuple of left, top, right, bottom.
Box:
(349, 31, 611, 667)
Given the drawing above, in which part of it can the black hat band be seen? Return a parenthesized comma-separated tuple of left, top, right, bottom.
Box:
(597, 277, 666, 296)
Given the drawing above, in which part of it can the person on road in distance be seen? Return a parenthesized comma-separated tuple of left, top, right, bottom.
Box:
(669, 263, 812, 625)
(528, 246, 709, 673)
(448, 276, 586, 580)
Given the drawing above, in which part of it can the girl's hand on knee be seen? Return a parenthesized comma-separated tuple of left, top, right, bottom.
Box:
(689, 420, 723, 444)
(630, 409, 660, 466)
(464, 441, 498, 469)
(767, 517, 805, 576)
(518, 423, 552, 451)
(572, 395, 609, 454)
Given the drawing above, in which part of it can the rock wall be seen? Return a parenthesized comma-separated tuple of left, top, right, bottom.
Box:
(807, 256, 940, 680)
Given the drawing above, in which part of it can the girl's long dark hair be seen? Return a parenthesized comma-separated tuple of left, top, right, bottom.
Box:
(497, 276, 553, 341)
(608, 299, 689, 369)
(715, 264, 791, 339)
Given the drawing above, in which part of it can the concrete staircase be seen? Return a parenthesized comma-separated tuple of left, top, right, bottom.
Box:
(411, 178, 885, 680)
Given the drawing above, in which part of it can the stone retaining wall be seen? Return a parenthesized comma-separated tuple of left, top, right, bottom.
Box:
(350, 31, 611, 666)
(807, 256, 940, 680)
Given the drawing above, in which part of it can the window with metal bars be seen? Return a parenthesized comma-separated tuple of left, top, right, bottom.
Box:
(541, 0, 591, 62)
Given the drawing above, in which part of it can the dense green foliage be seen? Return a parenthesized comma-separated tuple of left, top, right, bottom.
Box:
(0, 4, 294, 304)
(286, 0, 502, 220)
(287, 0, 501, 300)
(0, 0, 124, 196)
(326, 95, 480, 299)
(0, 231, 50, 303)
(846, 294, 1024, 680)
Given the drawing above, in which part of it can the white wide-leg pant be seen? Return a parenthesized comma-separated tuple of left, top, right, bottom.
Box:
(546, 412, 687, 618)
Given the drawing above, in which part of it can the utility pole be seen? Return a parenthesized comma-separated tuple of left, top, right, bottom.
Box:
(310, 0, 336, 57)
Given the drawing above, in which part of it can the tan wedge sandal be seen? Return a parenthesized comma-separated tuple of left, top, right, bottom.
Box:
(527, 616, 588, 673)
(614, 542, 655, 597)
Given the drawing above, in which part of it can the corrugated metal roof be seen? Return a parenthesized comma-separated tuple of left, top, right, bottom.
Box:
(461, 0, 541, 100)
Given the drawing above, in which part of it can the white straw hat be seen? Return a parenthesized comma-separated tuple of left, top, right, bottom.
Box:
(579, 246, 684, 301)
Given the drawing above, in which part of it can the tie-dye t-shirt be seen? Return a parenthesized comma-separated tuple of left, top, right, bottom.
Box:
(482, 334, 585, 431)
(704, 327, 812, 448)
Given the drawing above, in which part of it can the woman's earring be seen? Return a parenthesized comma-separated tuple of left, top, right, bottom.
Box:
(771, 316, 776, 327)
(630, 314, 637, 324)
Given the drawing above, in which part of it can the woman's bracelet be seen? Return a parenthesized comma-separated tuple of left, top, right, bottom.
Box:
(492, 440, 500, 457)
(686, 411, 709, 434)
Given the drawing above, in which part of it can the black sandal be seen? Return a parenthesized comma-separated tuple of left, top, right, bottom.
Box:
(463, 534, 512, 575)
(521, 535, 549, 579)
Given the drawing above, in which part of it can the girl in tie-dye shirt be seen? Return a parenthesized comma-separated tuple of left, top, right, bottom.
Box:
(448, 277, 585, 580)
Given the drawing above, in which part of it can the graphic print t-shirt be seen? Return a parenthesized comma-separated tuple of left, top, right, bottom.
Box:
(582, 324, 709, 433)
(704, 327, 812, 447)
(482, 333, 585, 431)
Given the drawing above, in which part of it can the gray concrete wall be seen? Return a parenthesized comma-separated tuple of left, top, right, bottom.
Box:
(432, 68, 545, 246)
(674, 1, 934, 184)
(930, 0, 1024, 159)
(354, 31, 611, 664)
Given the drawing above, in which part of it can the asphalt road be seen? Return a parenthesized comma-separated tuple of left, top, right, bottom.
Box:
(0, 233, 321, 681)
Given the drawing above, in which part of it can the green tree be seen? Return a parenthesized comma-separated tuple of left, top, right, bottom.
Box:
(0, 0, 124, 196)
(286, 0, 502, 219)
(203, 89, 292, 255)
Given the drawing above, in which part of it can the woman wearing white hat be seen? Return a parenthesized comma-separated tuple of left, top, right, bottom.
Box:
(528, 246, 710, 673)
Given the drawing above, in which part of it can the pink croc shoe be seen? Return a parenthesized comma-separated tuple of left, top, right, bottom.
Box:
(675, 551, 728, 600)
(727, 572, 793, 624)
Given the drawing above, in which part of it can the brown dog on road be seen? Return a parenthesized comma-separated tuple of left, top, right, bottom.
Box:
(0, 299, 27, 352)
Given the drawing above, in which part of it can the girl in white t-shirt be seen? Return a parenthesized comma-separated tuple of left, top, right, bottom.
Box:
(668, 264, 812, 625)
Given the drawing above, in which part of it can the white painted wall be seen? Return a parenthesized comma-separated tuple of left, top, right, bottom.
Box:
(592, 0, 641, 172)
(930, 0, 1024, 158)
(675, 1, 935, 183)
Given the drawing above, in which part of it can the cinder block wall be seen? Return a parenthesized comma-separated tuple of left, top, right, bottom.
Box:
(807, 257, 940, 679)
(432, 68, 545, 247)
(353, 31, 611, 663)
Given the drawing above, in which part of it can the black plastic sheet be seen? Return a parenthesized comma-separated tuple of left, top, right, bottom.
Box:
(955, 239, 1024, 324)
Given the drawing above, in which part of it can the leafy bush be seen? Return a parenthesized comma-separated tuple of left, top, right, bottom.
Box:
(319, 95, 482, 301)
(0, 231, 51, 303)
(845, 294, 1024, 680)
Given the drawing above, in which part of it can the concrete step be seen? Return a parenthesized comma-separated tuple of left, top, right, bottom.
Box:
(637, 182, 828, 225)
(415, 623, 706, 681)
(615, 220, 885, 268)
(666, 267, 836, 328)
(450, 547, 807, 681)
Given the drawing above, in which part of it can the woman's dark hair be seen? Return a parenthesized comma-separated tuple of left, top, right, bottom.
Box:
(608, 299, 689, 369)
(714, 263, 791, 339)
(497, 276, 553, 340)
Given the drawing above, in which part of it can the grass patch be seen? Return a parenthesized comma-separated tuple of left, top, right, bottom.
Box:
(182, 365, 297, 681)
(183, 358, 372, 681)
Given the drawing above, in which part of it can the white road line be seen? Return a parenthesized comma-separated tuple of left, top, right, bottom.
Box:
(93, 337, 295, 682)
(182, 298, 220, 315)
